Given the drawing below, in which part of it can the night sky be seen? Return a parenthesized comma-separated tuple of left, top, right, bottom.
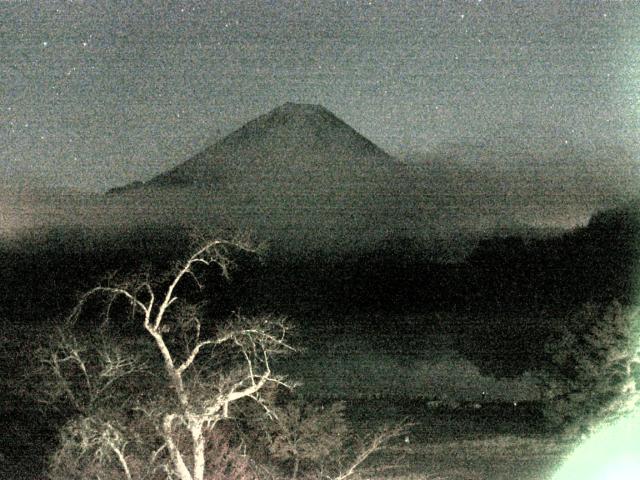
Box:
(1, 0, 639, 192)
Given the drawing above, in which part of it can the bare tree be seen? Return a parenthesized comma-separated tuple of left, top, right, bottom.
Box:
(330, 422, 409, 480)
(39, 239, 295, 480)
(35, 238, 411, 480)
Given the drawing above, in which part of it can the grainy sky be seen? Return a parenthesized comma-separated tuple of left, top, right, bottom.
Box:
(1, 0, 639, 192)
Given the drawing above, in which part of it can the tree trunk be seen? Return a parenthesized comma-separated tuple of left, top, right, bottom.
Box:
(191, 421, 206, 480)
(163, 414, 193, 480)
(292, 456, 300, 480)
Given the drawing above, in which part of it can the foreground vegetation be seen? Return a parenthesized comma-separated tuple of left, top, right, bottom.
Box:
(14, 238, 408, 480)
(1, 203, 639, 478)
(0, 316, 632, 479)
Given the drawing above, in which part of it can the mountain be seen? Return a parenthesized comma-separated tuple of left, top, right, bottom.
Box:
(107, 102, 421, 251)
(143, 102, 394, 189)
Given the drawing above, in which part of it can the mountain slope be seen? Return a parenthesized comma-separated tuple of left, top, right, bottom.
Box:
(143, 102, 396, 188)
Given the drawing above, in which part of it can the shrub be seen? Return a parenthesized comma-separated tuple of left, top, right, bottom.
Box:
(536, 301, 640, 433)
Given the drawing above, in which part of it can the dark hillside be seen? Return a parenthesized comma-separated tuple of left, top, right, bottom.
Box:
(0, 224, 193, 324)
(1, 204, 637, 387)
(454, 202, 640, 377)
(2, 203, 637, 331)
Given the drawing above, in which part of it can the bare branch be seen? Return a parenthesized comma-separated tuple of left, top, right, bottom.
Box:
(67, 285, 153, 329)
(153, 240, 253, 332)
(332, 422, 412, 480)
(105, 437, 133, 480)
(176, 339, 217, 375)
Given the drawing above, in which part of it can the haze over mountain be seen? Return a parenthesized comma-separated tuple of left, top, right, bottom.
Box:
(401, 141, 640, 235)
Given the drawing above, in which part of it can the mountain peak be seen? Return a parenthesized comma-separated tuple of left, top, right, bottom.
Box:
(273, 102, 329, 115)
(245, 102, 343, 132)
